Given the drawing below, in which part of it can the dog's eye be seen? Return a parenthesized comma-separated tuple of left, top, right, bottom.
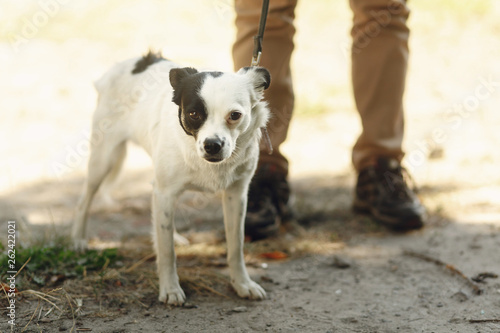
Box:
(189, 111, 200, 120)
(229, 112, 242, 121)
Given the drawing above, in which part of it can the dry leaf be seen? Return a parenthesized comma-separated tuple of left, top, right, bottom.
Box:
(259, 251, 288, 260)
(0, 282, 18, 294)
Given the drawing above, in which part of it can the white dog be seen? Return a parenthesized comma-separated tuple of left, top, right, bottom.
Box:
(72, 51, 271, 305)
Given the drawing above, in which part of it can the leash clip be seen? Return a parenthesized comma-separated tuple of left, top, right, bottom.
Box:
(251, 51, 262, 67)
(250, 1, 268, 67)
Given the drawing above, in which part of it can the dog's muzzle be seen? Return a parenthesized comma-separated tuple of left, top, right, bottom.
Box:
(203, 138, 225, 163)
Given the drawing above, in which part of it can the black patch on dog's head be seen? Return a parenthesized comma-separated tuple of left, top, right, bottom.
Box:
(169, 69, 223, 137)
(169, 67, 200, 105)
(132, 50, 167, 75)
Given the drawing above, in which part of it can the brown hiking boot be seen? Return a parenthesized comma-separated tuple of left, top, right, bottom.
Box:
(245, 164, 293, 240)
(353, 157, 425, 230)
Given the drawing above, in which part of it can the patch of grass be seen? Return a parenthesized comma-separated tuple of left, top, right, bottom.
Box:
(0, 243, 121, 287)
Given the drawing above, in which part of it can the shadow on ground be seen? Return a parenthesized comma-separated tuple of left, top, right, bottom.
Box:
(0, 168, 394, 245)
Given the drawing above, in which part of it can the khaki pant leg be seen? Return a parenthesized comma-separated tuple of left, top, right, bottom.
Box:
(233, 0, 297, 175)
(350, 0, 410, 171)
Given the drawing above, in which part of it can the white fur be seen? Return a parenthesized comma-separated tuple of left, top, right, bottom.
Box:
(72, 57, 269, 305)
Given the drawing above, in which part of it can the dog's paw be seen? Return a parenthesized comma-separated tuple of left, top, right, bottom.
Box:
(232, 279, 266, 300)
(159, 286, 186, 306)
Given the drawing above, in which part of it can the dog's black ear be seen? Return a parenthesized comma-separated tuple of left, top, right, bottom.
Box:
(169, 67, 198, 90)
(238, 66, 271, 91)
(169, 67, 198, 105)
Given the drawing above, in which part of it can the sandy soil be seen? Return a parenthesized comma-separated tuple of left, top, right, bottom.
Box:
(1, 1, 500, 332)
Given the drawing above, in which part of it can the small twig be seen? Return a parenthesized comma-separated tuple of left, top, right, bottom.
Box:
(403, 250, 483, 295)
(471, 272, 498, 283)
(23, 300, 41, 332)
(100, 258, 110, 272)
(122, 252, 155, 273)
(0, 283, 8, 299)
(148, 277, 159, 292)
(37, 305, 44, 321)
(22, 290, 63, 312)
(44, 305, 56, 317)
(196, 282, 229, 299)
(469, 319, 500, 324)
(64, 290, 76, 333)
(134, 297, 148, 309)
(21, 289, 61, 300)
(15, 256, 32, 278)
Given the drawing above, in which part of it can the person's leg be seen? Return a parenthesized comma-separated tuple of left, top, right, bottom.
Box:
(233, 0, 297, 239)
(349, 0, 425, 229)
(233, 0, 297, 175)
(350, 0, 409, 171)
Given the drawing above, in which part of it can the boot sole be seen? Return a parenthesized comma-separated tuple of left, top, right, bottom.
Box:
(353, 198, 424, 231)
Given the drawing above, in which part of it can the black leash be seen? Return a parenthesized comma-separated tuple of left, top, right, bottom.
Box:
(251, 0, 273, 155)
(251, 0, 270, 67)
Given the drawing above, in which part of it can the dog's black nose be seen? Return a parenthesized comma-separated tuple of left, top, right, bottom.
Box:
(203, 138, 223, 155)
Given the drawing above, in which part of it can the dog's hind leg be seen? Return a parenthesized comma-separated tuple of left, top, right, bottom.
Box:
(72, 139, 127, 250)
(96, 143, 127, 210)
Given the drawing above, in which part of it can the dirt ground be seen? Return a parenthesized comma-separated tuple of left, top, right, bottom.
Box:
(1, 1, 500, 332)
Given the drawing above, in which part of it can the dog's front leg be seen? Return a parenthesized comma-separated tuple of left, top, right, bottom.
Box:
(152, 186, 186, 306)
(222, 181, 266, 300)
